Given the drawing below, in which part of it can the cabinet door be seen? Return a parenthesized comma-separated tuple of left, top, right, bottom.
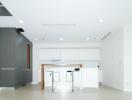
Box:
(79, 49, 100, 60)
(61, 49, 79, 60)
(39, 49, 60, 60)
(81, 68, 98, 88)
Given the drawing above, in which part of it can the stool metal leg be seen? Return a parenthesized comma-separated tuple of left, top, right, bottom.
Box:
(51, 71, 54, 92)
(71, 71, 74, 92)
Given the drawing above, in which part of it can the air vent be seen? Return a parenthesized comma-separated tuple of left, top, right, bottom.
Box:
(0, 2, 12, 16)
(101, 32, 111, 40)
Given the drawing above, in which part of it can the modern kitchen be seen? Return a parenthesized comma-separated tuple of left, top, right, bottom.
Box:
(1, 0, 132, 100)
(33, 43, 101, 92)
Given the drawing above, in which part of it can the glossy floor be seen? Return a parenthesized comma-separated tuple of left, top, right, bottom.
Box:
(0, 85, 132, 100)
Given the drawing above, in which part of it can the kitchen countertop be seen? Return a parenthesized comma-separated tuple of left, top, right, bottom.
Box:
(40, 60, 99, 68)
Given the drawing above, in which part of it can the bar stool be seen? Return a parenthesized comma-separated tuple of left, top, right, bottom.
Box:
(47, 71, 55, 92)
(67, 68, 80, 92)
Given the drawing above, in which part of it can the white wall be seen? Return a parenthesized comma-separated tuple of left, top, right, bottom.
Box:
(124, 26, 132, 91)
(101, 29, 124, 90)
(32, 42, 102, 84)
(32, 43, 40, 84)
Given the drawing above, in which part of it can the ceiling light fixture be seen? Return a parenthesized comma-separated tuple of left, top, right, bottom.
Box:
(60, 37, 64, 41)
(99, 19, 103, 23)
(19, 20, 24, 24)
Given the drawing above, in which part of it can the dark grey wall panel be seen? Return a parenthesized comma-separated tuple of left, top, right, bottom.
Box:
(0, 28, 16, 68)
(15, 66, 24, 87)
(0, 69, 15, 87)
(15, 34, 27, 69)
(15, 31, 32, 87)
(0, 28, 32, 87)
(0, 28, 16, 87)
(23, 69, 32, 84)
(15, 34, 27, 87)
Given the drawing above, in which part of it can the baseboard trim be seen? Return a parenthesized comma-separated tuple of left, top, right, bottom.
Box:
(101, 83, 124, 91)
(0, 87, 15, 91)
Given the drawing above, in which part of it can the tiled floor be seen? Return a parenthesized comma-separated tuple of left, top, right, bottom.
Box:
(0, 85, 132, 100)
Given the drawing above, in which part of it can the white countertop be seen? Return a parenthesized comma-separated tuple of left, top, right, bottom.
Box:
(40, 60, 99, 68)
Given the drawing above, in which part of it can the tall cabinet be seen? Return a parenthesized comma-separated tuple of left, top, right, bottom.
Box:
(0, 28, 32, 88)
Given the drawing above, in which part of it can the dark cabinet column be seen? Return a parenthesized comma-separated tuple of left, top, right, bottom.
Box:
(0, 28, 32, 88)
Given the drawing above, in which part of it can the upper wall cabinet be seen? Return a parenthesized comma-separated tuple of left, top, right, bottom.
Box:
(39, 49, 60, 60)
(0, 28, 32, 87)
(78, 49, 100, 60)
(61, 49, 79, 60)
(39, 49, 100, 61)
(61, 49, 100, 60)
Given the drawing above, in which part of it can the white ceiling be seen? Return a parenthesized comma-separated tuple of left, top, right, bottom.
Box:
(1, 0, 132, 43)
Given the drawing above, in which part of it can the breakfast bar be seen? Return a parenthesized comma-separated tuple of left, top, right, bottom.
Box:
(40, 64, 83, 90)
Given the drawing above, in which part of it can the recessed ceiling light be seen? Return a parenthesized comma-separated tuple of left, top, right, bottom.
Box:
(34, 38, 38, 41)
(86, 37, 90, 40)
(99, 19, 103, 23)
(60, 37, 64, 41)
(19, 20, 24, 24)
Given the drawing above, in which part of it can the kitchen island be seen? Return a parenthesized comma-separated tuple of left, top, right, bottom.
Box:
(40, 60, 99, 90)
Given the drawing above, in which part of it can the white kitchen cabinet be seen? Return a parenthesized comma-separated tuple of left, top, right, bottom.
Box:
(39, 48, 100, 61)
(61, 49, 79, 60)
(79, 49, 100, 60)
(81, 68, 98, 88)
(39, 49, 60, 60)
